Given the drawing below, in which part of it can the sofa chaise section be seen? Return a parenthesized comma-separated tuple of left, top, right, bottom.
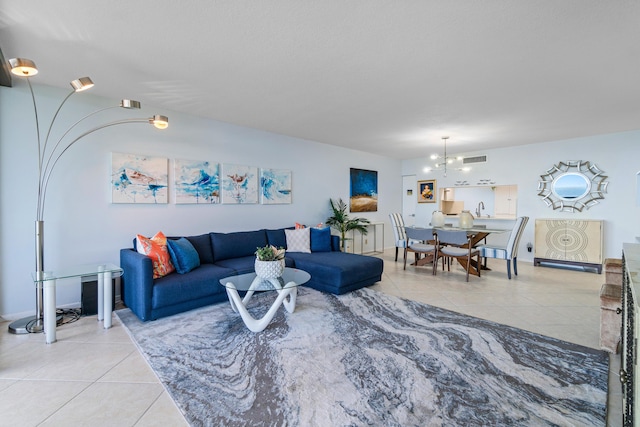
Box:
(286, 251, 384, 295)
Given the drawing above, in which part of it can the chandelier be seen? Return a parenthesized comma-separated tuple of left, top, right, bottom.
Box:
(423, 136, 470, 177)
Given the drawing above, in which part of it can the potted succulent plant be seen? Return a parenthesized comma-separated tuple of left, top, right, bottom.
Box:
(254, 245, 286, 279)
(326, 198, 370, 252)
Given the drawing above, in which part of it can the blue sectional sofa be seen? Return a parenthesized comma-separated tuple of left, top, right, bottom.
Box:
(120, 227, 384, 321)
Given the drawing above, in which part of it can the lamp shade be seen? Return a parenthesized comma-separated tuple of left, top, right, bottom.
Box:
(9, 58, 38, 76)
(120, 99, 141, 109)
(151, 115, 169, 129)
(70, 77, 94, 92)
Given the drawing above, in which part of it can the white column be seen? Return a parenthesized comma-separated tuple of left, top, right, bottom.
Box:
(103, 269, 113, 329)
(97, 265, 104, 321)
(43, 272, 57, 344)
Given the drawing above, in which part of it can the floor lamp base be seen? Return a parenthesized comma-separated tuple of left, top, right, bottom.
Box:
(8, 316, 42, 334)
(8, 314, 63, 334)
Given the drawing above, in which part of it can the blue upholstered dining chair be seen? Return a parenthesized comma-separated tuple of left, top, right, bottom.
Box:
(477, 216, 529, 279)
(433, 229, 480, 282)
(389, 213, 407, 262)
(403, 227, 436, 270)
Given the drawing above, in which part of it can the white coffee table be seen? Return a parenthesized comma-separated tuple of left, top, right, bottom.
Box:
(219, 268, 310, 332)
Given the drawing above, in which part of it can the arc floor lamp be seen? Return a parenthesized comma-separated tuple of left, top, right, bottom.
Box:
(7, 57, 169, 334)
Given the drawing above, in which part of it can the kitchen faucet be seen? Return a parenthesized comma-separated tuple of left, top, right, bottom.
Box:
(475, 201, 485, 218)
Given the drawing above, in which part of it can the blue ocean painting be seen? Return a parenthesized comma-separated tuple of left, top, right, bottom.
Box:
(350, 168, 378, 212)
(111, 153, 168, 204)
(175, 159, 220, 204)
(261, 168, 292, 204)
(221, 164, 258, 204)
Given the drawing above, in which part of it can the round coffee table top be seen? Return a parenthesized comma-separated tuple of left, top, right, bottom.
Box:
(219, 267, 311, 292)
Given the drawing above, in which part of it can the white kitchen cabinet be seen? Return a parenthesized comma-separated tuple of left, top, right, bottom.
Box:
(494, 185, 517, 218)
(441, 188, 455, 201)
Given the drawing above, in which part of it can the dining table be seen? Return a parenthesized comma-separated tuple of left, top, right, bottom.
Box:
(405, 225, 511, 276)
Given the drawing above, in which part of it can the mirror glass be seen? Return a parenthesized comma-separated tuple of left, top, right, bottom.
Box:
(552, 173, 590, 200)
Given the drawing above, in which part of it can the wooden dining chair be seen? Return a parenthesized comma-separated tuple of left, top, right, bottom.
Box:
(403, 227, 436, 270)
(433, 230, 481, 282)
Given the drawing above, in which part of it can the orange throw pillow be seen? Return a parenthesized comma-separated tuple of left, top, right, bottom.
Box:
(136, 231, 175, 279)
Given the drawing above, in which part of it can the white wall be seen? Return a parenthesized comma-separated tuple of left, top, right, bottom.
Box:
(3, 81, 638, 319)
(0, 83, 402, 318)
(403, 131, 640, 263)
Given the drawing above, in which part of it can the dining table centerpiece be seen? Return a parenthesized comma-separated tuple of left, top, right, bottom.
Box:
(254, 245, 286, 279)
(459, 210, 474, 229)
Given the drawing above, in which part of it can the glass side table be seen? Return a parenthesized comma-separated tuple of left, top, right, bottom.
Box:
(32, 263, 123, 344)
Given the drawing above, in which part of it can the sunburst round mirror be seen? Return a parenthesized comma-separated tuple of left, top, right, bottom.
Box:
(537, 160, 608, 212)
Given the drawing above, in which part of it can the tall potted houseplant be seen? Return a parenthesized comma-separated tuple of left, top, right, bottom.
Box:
(326, 198, 370, 252)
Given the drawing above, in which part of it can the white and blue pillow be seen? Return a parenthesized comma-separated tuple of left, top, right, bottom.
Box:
(285, 228, 311, 253)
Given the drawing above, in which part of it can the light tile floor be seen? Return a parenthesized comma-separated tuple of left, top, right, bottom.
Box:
(0, 250, 622, 426)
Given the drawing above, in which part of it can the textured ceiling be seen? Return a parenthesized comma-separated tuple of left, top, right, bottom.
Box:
(1, 1, 639, 160)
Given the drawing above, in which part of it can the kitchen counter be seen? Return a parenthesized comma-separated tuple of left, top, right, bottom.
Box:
(443, 215, 517, 221)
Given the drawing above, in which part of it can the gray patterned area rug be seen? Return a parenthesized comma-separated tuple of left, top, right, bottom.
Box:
(116, 287, 608, 427)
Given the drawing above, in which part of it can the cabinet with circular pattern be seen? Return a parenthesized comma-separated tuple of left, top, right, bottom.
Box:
(533, 219, 603, 273)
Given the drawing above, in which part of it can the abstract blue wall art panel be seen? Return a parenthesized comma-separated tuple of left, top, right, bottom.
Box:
(261, 168, 292, 204)
(350, 168, 378, 212)
(174, 159, 220, 204)
(111, 153, 168, 204)
(221, 163, 258, 204)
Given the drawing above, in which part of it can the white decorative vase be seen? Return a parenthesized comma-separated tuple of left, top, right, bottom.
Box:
(254, 259, 285, 279)
(431, 211, 445, 227)
(459, 210, 474, 229)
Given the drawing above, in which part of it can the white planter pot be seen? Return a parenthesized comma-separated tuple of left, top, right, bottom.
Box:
(254, 259, 285, 279)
